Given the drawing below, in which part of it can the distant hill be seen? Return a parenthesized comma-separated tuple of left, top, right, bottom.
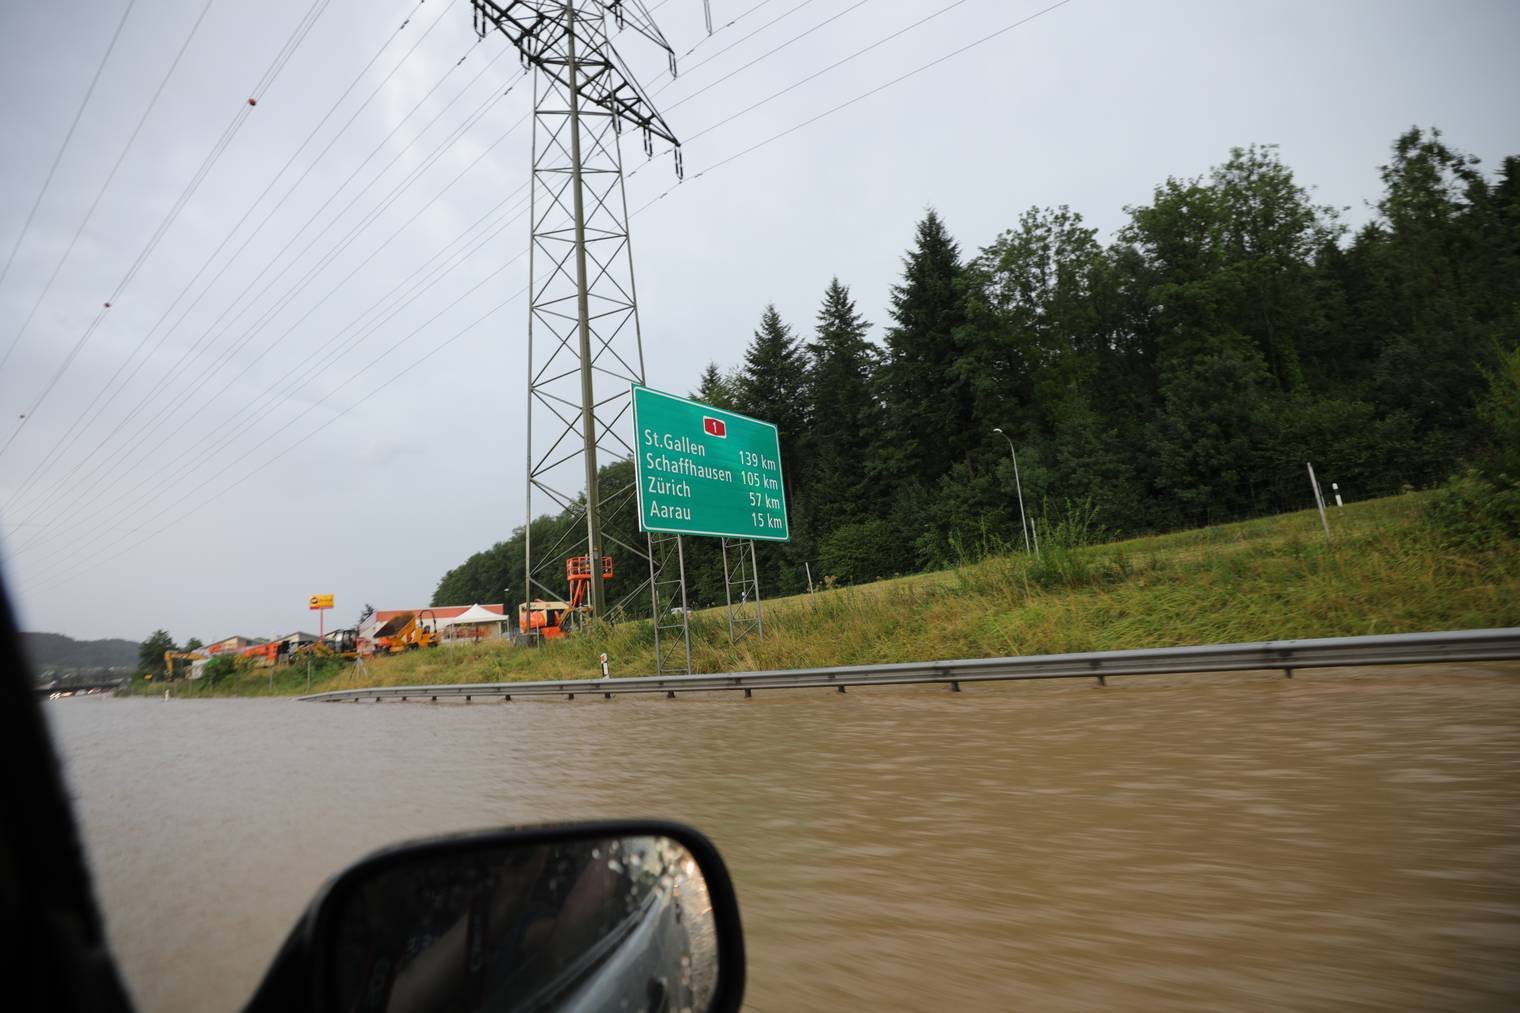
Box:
(22, 631, 138, 672)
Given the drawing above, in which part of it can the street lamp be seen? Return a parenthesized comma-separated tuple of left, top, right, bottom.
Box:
(992, 427, 1033, 554)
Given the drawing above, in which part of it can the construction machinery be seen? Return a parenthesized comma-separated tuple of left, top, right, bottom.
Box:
(373, 611, 442, 655)
(518, 556, 613, 641)
(241, 641, 286, 667)
(321, 628, 360, 657)
(518, 599, 574, 640)
(292, 628, 359, 660)
(163, 650, 207, 682)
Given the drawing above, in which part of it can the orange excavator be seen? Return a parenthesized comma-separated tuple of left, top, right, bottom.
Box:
(518, 555, 612, 640)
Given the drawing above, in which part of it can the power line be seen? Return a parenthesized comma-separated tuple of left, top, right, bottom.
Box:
(624, 0, 863, 180)
(682, 0, 983, 140)
(2, 0, 444, 515)
(0, 0, 138, 322)
(15, 187, 536, 565)
(669, 0, 785, 68)
(5, 86, 528, 556)
(0, 0, 334, 462)
(21, 281, 528, 598)
(652, 0, 822, 97)
(69, 86, 531, 503)
(664, 0, 873, 113)
(0, 0, 217, 381)
(10, 102, 535, 560)
(634, 0, 1076, 215)
(4, 5, 499, 517)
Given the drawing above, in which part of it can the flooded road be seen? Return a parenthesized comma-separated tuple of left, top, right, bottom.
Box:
(46, 665, 1520, 1011)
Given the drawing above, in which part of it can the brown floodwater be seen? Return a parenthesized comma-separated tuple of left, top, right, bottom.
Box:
(45, 664, 1520, 1011)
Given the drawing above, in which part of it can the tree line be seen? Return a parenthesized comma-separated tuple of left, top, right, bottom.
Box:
(434, 127, 1520, 610)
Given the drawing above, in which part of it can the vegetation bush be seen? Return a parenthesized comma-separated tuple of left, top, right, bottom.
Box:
(818, 519, 900, 585)
(1424, 472, 1520, 547)
(202, 654, 238, 685)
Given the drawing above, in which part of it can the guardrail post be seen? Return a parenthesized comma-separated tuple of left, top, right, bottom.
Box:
(503, 694, 512, 702)
(744, 687, 752, 698)
(950, 681, 961, 693)
(836, 685, 846, 694)
(431, 695, 437, 703)
(568, 692, 575, 701)
(465, 695, 471, 702)
(1283, 668, 1294, 679)
(667, 690, 676, 699)
(1096, 675, 1106, 687)
(604, 691, 612, 699)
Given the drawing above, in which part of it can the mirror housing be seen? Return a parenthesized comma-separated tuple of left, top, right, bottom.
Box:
(247, 820, 745, 1013)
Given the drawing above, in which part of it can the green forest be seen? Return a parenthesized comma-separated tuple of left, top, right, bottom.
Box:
(434, 128, 1520, 611)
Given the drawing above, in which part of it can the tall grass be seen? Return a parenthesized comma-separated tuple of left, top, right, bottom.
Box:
(289, 491, 1516, 693)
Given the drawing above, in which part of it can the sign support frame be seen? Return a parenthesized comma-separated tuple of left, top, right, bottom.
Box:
(722, 538, 764, 644)
(649, 531, 693, 675)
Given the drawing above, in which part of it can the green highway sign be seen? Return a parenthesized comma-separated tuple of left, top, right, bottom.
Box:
(631, 384, 790, 541)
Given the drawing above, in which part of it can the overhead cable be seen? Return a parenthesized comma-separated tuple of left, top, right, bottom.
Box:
(0, 0, 138, 320)
(0, 0, 334, 462)
(0, 0, 216, 380)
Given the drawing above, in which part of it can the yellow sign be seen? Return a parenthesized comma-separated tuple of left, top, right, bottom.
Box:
(308, 594, 334, 610)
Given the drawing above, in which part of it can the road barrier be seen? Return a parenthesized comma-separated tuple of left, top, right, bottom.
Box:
(297, 627, 1520, 703)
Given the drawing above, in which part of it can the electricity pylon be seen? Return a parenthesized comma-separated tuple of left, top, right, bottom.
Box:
(472, 1, 688, 664)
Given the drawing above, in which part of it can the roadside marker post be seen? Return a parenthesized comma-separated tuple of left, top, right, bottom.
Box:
(1306, 463, 1332, 545)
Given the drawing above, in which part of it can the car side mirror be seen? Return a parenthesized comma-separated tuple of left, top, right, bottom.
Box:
(246, 821, 744, 1013)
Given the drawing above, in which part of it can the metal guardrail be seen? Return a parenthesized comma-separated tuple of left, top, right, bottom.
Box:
(297, 628, 1520, 703)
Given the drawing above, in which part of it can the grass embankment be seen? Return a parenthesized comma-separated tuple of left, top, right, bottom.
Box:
(186, 492, 1518, 697)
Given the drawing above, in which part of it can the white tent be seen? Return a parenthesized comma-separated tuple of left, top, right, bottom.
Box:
(440, 604, 506, 641)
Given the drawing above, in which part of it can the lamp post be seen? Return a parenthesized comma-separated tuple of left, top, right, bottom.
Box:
(992, 427, 1032, 554)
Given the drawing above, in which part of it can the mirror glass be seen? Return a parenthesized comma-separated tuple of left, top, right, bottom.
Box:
(327, 834, 720, 1013)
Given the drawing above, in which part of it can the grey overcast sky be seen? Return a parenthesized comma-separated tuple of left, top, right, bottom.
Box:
(1, 0, 1517, 643)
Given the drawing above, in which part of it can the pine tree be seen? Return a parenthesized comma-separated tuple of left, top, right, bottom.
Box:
(876, 210, 973, 487)
(691, 362, 738, 410)
(805, 280, 879, 527)
(735, 306, 809, 434)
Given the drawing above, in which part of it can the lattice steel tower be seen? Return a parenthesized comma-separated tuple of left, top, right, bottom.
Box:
(472, 1, 689, 668)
